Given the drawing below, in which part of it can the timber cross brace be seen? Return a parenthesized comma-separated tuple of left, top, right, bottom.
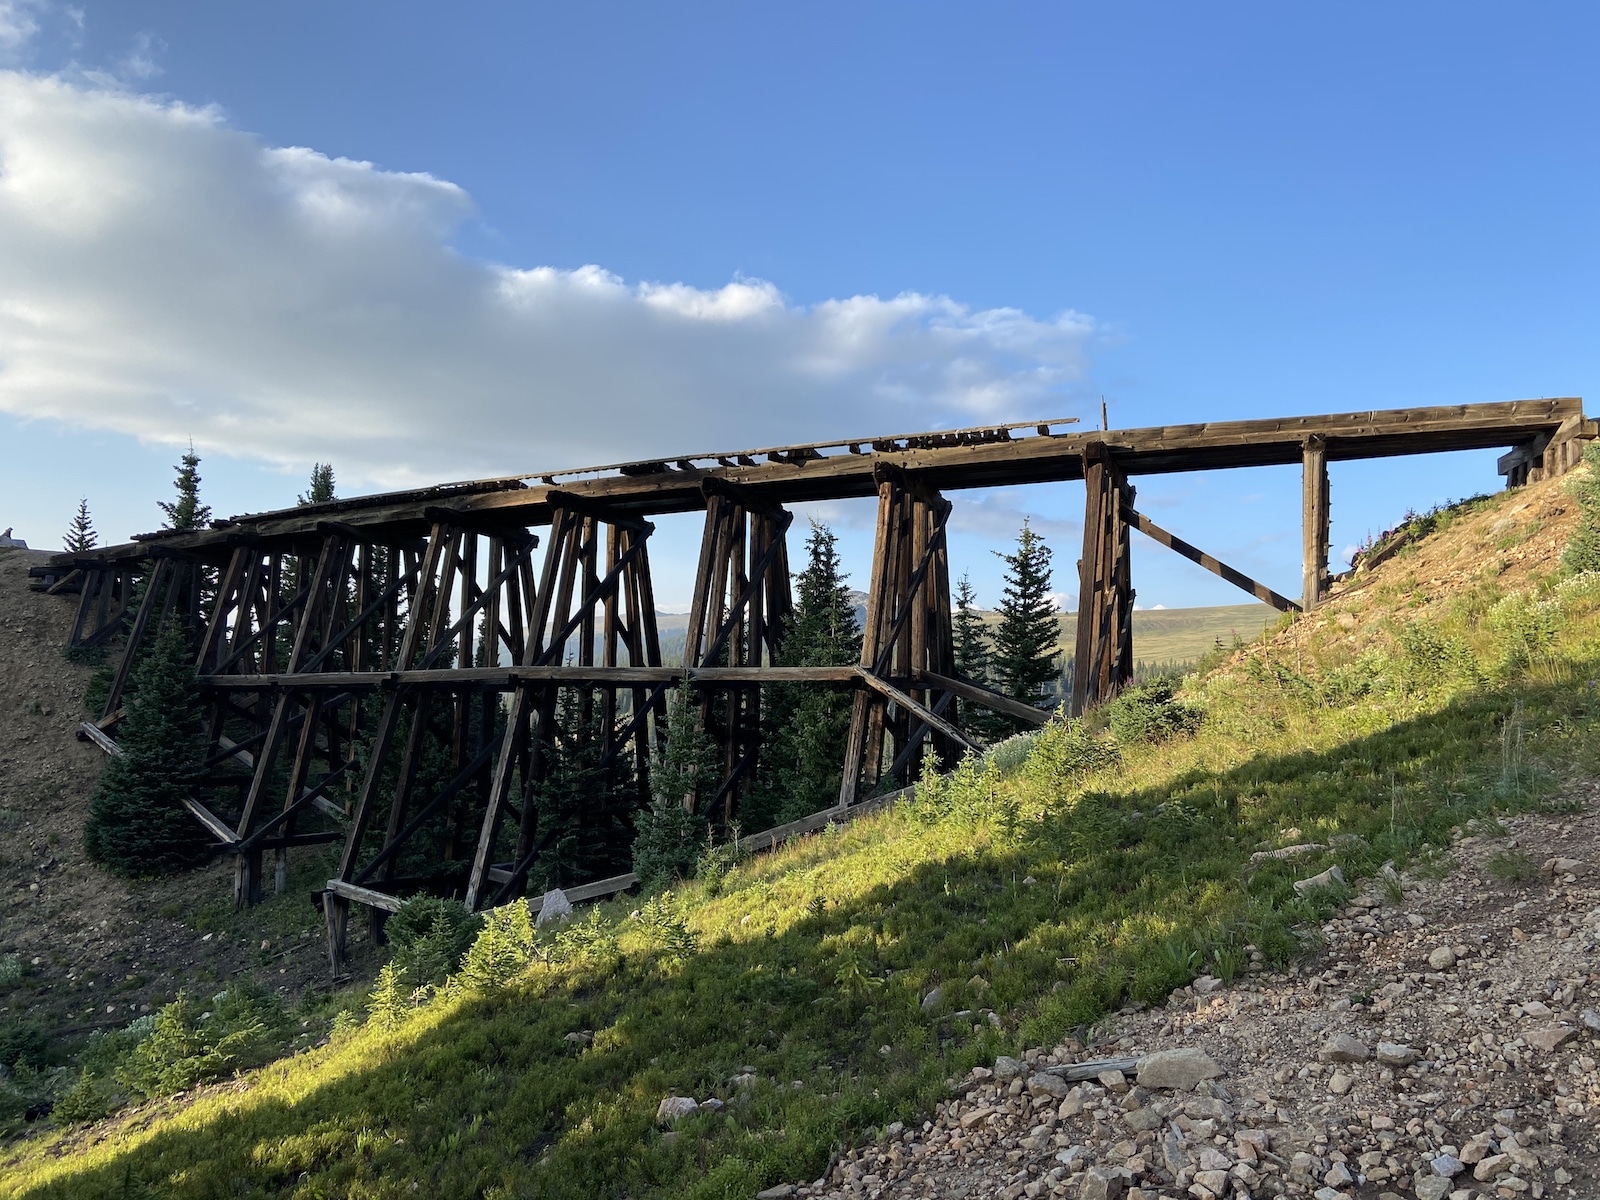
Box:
(42, 398, 1593, 972)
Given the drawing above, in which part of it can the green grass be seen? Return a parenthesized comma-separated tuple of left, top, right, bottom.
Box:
(4, 533, 1600, 1198)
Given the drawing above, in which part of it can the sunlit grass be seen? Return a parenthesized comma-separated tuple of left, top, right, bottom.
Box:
(4, 500, 1600, 1199)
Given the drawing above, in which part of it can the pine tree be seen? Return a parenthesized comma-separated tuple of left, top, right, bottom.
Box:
(83, 618, 213, 875)
(747, 521, 862, 827)
(633, 686, 716, 884)
(298, 463, 336, 507)
(990, 519, 1060, 726)
(63, 499, 97, 553)
(158, 445, 212, 531)
(952, 572, 1006, 739)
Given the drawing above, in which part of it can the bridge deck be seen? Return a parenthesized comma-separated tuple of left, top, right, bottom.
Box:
(60, 397, 1587, 566)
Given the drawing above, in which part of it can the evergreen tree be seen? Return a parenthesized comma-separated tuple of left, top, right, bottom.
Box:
(298, 463, 337, 506)
(83, 618, 213, 875)
(951, 572, 1007, 740)
(63, 499, 97, 553)
(990, 519, 1060, 725)
(632, 686, 717, 884)
(159, 445, 212, 531)
(746, 521, 862, 828)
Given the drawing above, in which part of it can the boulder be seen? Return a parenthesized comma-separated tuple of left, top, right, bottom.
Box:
(1293, 865, 1346, 895)
(756, 1188, 797, 1200)
(1426, 945, 1456, 971)
(536, 888, 574, 928)
(1375, 1041, 1418, 1066)
(656, 1095, 700, 1125)
(1078, 1167, 1125, 1200)
(1526, 1025, 1578, 1053)
(920, 986, 944, 1012)
(1136, 1047, 1223, 1091)
(1318, 1033, 1371, 1063)
(993, 1055, 1025, 1081)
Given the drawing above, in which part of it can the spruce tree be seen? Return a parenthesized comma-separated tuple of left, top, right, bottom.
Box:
(990, 519, 1060, 725)
(298, 463, 337, 506)
(952, 572, 1006, 739)
(159, 445, 212, 531)
(63, 499, 97, 553)
(747, 521, 862, 827)
(83, 618, 213, 875)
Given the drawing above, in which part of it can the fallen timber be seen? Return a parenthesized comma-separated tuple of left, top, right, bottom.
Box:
(46, 399, 1593, 975)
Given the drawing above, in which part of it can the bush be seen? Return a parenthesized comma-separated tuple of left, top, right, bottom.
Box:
(115, 987, 285, 1099)
(0, 1019, 48, 1071)
(386, 896, 484, 984)
(459, 900, 538, 991)
(1023, 717, 1120, 795)
(631, 800, 703, 886)
(52, 1070, 120, 1124)
(1104, 679, 1202, 745)
(83, 617, 213, 875)
(1561, 442, 1600, 575)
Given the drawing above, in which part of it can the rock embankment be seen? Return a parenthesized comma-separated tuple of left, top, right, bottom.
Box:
(773, 797, 1600, 1200)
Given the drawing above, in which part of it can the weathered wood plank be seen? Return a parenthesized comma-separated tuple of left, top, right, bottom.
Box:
(1123, 507, 1300, 613)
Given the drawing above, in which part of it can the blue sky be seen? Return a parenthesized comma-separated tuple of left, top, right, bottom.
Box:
(0, 2, 1593, 610)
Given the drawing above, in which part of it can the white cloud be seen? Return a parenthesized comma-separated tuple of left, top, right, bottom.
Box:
(0, 71, 1099, 491)
(0, 1, 44, 59)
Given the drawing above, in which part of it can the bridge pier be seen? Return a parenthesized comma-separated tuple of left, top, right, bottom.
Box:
(840, 468, 967, 804)
(1071, 444, 1136, 717)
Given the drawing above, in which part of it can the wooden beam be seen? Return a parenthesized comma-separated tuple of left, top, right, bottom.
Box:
(322, 878, 404, 913)
(75, 721, 123, 757)
(1302, 436, 1330, 610)
(1123, 506, 1300, 613)
(180, 796, 240, 845)
(914, 670, 1053, 726)
(56, 399, 1587, 566)
(856, 670, 983, 755)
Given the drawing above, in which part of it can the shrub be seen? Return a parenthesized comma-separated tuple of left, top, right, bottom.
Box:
(1104, 679, 1202, 745)
(1023, 717, 1120, 796)
(1394, 619, 1479, 693)
(366, 964, 412, 1032)
(0, 1019, 48, 1071)
(52, 1070, 120, 1124)
(631, 799, 703, 886)
(386, 896, 484, 984)
(459, 899, 538, 990)
(1561, 442, 1600, 574)
(115, 987, 285, 1099)
(0, 954, 21, 989)
(1485, 593, 1561, 676)
(83, 617, 213, 876)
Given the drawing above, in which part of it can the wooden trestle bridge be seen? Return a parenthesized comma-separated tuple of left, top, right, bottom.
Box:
(39, 397, 1593, 972)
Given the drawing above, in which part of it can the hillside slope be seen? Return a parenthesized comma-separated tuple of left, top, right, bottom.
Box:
(2, 462, 1599, 1200)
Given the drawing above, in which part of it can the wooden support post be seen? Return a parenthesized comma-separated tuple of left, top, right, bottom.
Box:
(840, 472, 957, 805)
(1302, 436, 1329, 610)
(1071, 444, 1135, 717)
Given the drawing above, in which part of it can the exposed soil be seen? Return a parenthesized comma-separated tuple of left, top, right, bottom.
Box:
(0, 549, 376, 1047)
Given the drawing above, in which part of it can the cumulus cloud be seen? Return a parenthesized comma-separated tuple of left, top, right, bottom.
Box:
(0, 70, 1097, 488)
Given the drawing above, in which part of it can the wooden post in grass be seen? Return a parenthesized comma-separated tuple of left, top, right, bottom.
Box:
(1302, 436, 1330, 610)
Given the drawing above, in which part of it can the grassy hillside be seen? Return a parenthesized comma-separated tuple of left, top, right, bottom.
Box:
(2, 464, 1597, 1200)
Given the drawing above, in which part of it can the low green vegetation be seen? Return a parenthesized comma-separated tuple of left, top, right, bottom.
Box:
(6, 482, 1600, 1200)
(81, 617, 213, 876)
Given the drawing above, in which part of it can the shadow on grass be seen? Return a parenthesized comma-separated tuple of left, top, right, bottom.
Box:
(5, 671, 1597, 1200)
